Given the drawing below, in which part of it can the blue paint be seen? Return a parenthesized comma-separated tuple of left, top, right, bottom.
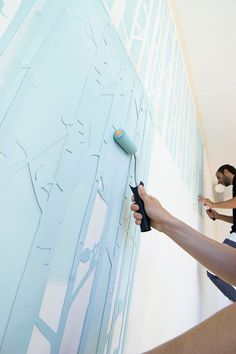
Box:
(113, 129, 137, 155)
(80, 248, 91, 263)
(0, 0, 153, 353)
(0, 1, 5, 17)
(0, 0, 203, 352)
(0, 0, 38, 55)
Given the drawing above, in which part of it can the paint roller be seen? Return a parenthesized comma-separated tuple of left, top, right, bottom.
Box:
(113, 129, 151, 232)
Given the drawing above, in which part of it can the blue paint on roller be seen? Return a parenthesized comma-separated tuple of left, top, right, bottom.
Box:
(113, 129, 137, 155)
(113, 129, 151, 232)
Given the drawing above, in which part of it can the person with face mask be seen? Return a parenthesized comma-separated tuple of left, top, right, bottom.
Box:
(199, 164, 236, 301)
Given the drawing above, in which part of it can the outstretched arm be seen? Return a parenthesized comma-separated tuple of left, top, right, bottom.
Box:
(159, 213, 236, 285)
(131, 186, 236, 286)
(131, 186, 236, 354)
(207, 209, 233, 224)
(199, 196, 236, 209)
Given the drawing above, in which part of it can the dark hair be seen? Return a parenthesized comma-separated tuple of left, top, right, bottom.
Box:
(217, 164, 236, 175)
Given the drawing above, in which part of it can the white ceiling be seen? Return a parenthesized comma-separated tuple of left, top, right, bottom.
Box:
(173, 0, 236, 176)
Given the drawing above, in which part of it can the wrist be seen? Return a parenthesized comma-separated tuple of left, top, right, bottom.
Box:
(152, 211, 175, 233)
(160, 215, 179, 234)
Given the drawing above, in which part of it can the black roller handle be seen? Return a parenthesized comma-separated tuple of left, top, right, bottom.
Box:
(130, 181, 151, 232)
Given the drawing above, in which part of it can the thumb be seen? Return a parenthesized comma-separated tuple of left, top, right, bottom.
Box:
(137, 184, 148, 200)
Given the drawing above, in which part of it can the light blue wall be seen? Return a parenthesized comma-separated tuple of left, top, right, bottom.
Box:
(104, 0, 203, 206)
(0, 1, 153, 353)
(0, 0, 203, 353)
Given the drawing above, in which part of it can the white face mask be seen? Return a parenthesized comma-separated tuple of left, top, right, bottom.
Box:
(215, 184, 225, 193)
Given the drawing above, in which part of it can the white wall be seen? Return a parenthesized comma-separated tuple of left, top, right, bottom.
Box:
(199, 153, 229, 320)
(125, 128, 202, 353)
(201, 158, 233, 316)
(126, 140, 232, 354)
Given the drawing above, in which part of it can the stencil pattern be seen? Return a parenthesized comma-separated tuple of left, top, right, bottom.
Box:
(0, 1, 153, 353)
(104, 0, 204, 205)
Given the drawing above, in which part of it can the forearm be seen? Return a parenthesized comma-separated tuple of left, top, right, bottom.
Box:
(212, 198, 236, 209)
(144, 302, 236, 354)
(160, 216, 236, 286)
(216, 214, 233, 224)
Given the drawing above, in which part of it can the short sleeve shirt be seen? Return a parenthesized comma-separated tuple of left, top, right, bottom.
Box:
(231, 175, 236, 233)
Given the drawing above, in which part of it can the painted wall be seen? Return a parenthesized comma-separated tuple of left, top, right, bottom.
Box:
(0, 1, 154, 353)
(106, 0, 203, 204)
(0, 0, 208, 354)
